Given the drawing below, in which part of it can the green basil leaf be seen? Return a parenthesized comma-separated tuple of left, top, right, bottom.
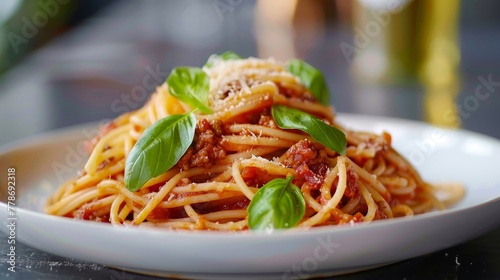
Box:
(204, 51, 243, 68)
(286, 59, 329, 105)
(125, 113, 196, 192)
(247, 175, 305, 230)
(271, 105, 346, 155)
(167, 67, 213, 114)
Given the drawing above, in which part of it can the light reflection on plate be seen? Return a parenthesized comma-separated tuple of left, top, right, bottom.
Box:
(1, 114, 499, 279)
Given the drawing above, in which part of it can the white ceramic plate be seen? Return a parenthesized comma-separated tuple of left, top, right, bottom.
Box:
(1, 114, 500, 279)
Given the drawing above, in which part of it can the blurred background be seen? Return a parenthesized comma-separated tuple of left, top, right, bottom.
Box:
(0, 0, 499, 145)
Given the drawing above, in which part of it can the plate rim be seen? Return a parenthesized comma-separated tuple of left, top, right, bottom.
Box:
(1, 114, 500, 276)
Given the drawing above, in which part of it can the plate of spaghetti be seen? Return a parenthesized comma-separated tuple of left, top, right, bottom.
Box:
(1, 53, 500, 279)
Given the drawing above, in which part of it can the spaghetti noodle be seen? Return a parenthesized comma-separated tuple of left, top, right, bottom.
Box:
(45, 55, 462, 231)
